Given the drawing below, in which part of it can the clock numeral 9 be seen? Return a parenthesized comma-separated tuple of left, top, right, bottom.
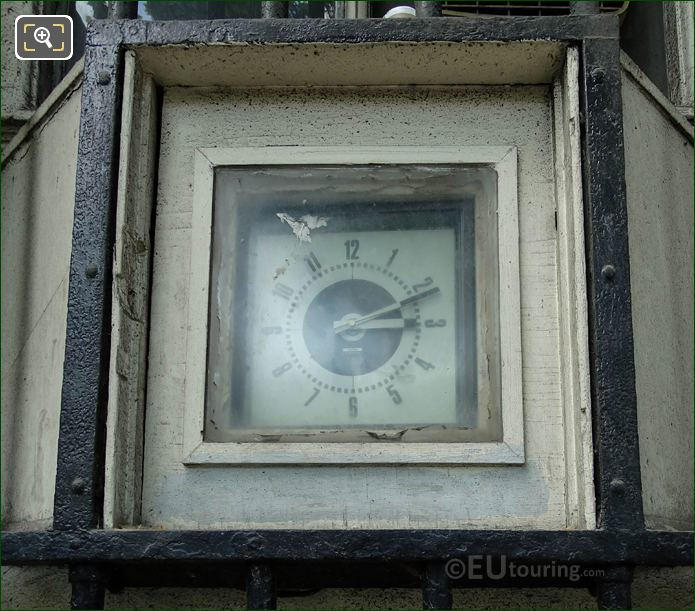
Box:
(261, 326, 283, 335)
(424, 319, 446, 328)
(412, 276, 433, 292)
(344, 239, 360, 260)
(349, 396, 358, 418)
(272, 362, 292, 377)
(386, 385, 402, 405)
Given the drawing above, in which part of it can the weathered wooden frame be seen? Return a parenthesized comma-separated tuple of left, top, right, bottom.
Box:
(184, 145, 523, 465)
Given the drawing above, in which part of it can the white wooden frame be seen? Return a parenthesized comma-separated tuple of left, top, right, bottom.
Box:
(182, 146, 522, 465)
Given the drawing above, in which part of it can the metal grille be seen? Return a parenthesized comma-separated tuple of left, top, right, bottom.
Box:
(442, 1, 628, 17)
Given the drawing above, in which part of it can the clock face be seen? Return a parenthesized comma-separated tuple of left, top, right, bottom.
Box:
(205, 165, 492, 441)
(242, 225, 459, 428)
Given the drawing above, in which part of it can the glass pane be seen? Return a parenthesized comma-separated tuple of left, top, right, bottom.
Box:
(206, 164, 501, 443)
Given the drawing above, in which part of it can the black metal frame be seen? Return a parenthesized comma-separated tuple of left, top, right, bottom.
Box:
(2, 15, 692, 611)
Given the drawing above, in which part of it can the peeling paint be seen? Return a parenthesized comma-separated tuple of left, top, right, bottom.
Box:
(277, 212, 328, 242)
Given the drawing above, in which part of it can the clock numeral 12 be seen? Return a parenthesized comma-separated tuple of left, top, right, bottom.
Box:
(349, 396, 358, 418)
(386, 385, 402, 405)
(344, 239, 360, 260)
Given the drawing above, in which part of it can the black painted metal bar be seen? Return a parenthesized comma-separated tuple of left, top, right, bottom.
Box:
(87, 15, 617, 48)
(246, 564, 277, 609)
(580, 35, 645, 532)
(596, 566, 633, 610)
(69, 565, 106, 610)
(261, 1, 289, 19)
(3, 529, 692, 566)
(422, 562, 452, 609)
(51, 32, 124, 611)
(53, 40, 123, 532)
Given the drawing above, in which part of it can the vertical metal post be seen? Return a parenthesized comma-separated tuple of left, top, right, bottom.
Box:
(246, 564, 277, 610)
(53, 37, 124, 611)
(415, 1, 442, 17)
(70, 565, 106, 610)
(580, 36, 645, 531)
(596, 566, 633, 610)
(571, 2, 601, 15)
(262, 1, 289, 18)
(108, 1, 139, 19)
(422, 562, 452, 610)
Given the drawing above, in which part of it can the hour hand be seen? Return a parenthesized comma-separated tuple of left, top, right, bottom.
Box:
(333, 287, 440, 334)
(337, 318, 418, 332)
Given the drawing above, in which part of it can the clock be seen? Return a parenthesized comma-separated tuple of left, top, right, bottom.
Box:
(204, 164, 502, 443)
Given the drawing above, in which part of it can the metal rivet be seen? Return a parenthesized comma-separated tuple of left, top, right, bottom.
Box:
(601, 264, 616, 280)
(86, 264, 98, 278)
(97, 70, 111, 85)
(592, 68, 605, 83)
(609, 478, 626, 496)
(71, 477, 86, 495)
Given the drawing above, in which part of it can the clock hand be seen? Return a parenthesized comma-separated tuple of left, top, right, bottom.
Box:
(340, 318, 418, 331)
(333, 287, 440, 334)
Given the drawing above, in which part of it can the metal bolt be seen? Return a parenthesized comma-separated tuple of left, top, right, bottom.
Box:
(97, 70, 111, 85)
(601, 264, 616, 280)
(609, 478, 626, 496)
(71, 477, 86, 495)
(591, 68, 606, 83)
(85, 264, 98, 278)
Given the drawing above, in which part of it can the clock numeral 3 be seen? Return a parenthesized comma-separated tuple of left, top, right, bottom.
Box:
(424, 319, 446, 328)
(272, 362, 292, 377)
(349, 396, 358, 418)
(386, 385, 402, 405)
(412, 276, 433, 292)
(344, 239, 360, 260)
(272, 283, 294, 300)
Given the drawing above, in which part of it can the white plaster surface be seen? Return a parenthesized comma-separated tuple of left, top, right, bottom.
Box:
(622, 66, 694, 531)
(0, 73, 81, 530)
(141, 84, 581, 530)
(1, 1, 39, 139)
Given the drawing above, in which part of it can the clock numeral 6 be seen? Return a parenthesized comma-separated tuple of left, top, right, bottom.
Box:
(349, 396, 358, 418)
(424, 319, 446, 328)
(272, 362, 292, 377)
(386, 385, 402, 405)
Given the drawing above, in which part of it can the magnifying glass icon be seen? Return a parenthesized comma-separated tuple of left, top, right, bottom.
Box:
(33, 26, 53, 49)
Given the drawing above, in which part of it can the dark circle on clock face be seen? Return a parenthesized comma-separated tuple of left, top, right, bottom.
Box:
(302, 279, 404, 376)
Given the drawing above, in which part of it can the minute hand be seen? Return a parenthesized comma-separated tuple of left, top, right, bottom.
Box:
(333, 287, 440, 334)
